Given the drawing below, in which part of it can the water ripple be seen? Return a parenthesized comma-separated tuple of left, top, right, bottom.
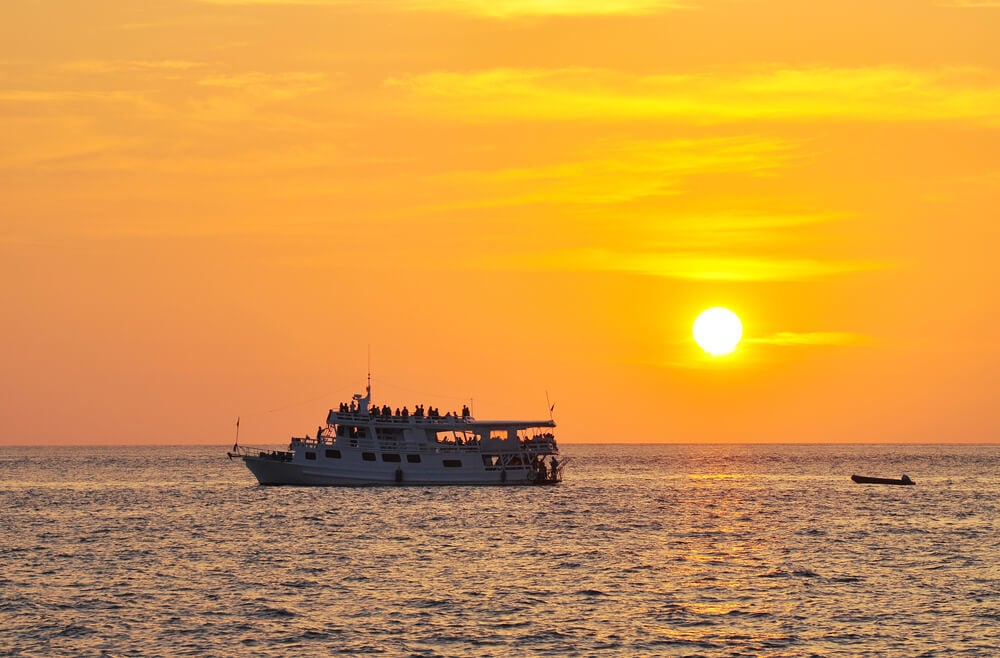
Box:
(1, 443, 997, 656)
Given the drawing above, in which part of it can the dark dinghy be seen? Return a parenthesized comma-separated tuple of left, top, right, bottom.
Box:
(851, 474, 915, 486)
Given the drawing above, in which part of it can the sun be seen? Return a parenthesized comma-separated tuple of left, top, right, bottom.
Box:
(693, 307, 743, 356)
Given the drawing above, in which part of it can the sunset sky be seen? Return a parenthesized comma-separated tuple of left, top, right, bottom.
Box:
(2, 0, 997, 444)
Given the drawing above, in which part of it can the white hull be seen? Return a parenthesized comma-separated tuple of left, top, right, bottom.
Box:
(241, 452, 539, 486)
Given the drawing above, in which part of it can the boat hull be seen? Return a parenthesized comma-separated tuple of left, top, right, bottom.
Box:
(851, 474, 915, 486)
(238, 453, 548, 486)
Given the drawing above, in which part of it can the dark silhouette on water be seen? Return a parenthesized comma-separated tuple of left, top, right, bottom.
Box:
(851, 474, 915, 486)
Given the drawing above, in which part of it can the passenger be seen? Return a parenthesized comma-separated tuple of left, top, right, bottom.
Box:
(550, 457, 560, 480)
(402, 406, 409, 418)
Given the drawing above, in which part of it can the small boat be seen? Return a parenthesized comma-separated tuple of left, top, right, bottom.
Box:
(228, 378, 564, 486)
(851, 474, 915, 486)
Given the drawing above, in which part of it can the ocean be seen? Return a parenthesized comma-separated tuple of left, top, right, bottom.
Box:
(1, 443, 997, 656)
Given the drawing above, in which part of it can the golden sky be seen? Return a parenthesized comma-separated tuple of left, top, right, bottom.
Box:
(2, 0, 998, 444)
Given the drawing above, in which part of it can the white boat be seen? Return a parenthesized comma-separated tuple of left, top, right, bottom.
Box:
(228, 382, 564, 486)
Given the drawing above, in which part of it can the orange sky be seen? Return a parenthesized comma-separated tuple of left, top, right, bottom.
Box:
(2, 0, 998, 444)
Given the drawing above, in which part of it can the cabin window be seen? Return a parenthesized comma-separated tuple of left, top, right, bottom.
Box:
(325, 449, 341, 459)
(362, 452, 376, 462)
(482, 455, 499, 468)
(406, 454, 421, 463)
(436, 430, 474, 446)
(381, 453, 401, 462)
(443, 459, 462, 468)
(305, 452, 316, 461)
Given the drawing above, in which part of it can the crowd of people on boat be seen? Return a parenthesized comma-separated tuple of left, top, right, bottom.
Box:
(336, 400, 473, 421)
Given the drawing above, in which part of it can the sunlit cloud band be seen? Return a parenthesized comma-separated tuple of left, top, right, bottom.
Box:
(388, 66, 1000, 124)
(195, 0, 689, 17)
(747, 332, 871, 346)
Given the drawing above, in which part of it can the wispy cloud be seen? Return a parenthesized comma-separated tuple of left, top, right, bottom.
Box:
(0, 60, 334, 172)
(195, 0, 689, 18)
(197, 71, 331, 98)
(429, 136, 796, 209)
(63, 60, 208, 74)
(388, 66, 1000, 124)
(936, 1, 1000, 6)
(0, 89, 154, 105)
(511, 248, 885, 282)
(747, 331, 871, 346)
(677, 214, 852, 249)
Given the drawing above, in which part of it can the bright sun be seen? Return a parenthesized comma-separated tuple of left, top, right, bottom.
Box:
(693, 307, 743, 356)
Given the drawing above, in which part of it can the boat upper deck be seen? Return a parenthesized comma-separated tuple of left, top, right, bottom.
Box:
(326, 409, 555, 432)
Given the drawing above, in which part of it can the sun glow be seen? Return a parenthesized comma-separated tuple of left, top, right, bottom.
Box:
(693, 308, 743, 356)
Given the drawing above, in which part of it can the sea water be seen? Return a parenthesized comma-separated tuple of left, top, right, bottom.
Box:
(1, 443, 997, 656)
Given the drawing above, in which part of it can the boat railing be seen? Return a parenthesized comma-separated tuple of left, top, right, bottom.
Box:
(295, 436, 432, 453)
(330, 411, 476, 425)
(227, 444, 293, 462)
(283, 434, 557, 455)
(433, 442, 488, 453)
(523, 437, 558, 453)
(296, 436, 379, 450)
